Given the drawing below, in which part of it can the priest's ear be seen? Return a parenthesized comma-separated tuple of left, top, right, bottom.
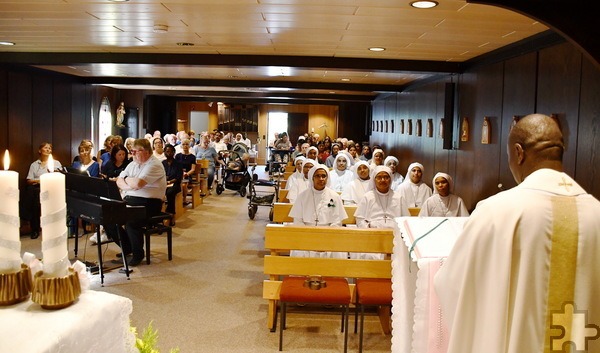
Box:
(508, 142, 525, 166)
(513, 142, 525, 165)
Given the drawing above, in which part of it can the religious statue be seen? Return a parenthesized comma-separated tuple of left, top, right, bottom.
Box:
(116, 102, 126, 127)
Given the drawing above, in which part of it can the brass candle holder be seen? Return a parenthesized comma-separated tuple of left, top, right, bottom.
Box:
(31, 267, 81, 310)
(0, 263, 32, 306)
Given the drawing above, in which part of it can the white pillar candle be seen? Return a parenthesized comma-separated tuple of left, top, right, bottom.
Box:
(0, 150, 21, 274)
(40, 155, 69, 277)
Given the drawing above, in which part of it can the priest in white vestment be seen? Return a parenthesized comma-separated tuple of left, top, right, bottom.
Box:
(284, 155, 305, 191)
(329, 153, 354, 192)
(435, 114, 600, 353)
(288, 163, 347, 258)
(419, 172, 469, 217)
(341, 160, 371, 205)
(287, 158, 315, 203)
(384, 155, 404, 191)
(396, 162, 432, 208)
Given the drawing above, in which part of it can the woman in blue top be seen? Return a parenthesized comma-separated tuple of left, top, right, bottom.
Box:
(72, 139, 100, 177)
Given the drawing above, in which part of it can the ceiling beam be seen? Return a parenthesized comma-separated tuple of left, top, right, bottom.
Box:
(88, 77, 407, 93)
(0, 53, 461, 74)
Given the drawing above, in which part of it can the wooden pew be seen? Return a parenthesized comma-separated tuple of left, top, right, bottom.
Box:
(263, 224, 394, 331)
(284, 165, 296, 173)
(278, 189, 289, 203)
(271, 202, 357, 225)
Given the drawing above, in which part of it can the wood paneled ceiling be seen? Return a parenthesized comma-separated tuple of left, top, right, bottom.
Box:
(0, 0, 549, 103)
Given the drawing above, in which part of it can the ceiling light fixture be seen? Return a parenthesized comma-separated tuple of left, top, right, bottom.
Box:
(369, 47, 385, 52)
(0, 41, 15, 46)
(341, 78, 351, 82)
(153, 24, 168, 33)
(410, 1, 439, 9)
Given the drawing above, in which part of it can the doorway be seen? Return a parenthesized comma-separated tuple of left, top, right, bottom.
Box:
(267, 112, 288, 160)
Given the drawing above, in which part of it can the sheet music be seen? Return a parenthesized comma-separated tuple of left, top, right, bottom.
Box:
(396, 216, 467, 260)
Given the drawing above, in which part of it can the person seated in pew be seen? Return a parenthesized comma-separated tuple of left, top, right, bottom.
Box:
(162, 144, 183, 224)
(329, 153, 354, 193)
(288, 164, 347, 258)
(341, 160, 371, 205)
(369, 148, 385, 171)
(396, 162, 432, 208)
(26, 142, 63, 239)
(384, 156, 404, 191)
(419, 172, 469, 217)
(354, 166, 410, 259)
(284, 155, 305, 191)
(287, 158, 316, 204)
(106, 138, 167, 266)
(306, 146, 319, 162)
(174, 138, 196, 203)
(101, 144, 130, 181)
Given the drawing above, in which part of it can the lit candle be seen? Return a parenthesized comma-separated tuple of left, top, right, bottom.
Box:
(40, 155, 69, 277)
(0, 150, 21, 274)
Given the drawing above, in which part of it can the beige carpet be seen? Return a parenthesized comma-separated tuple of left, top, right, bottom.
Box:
(20, 177, 392, 353)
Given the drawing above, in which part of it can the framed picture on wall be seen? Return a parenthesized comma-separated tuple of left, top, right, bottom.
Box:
(400, 119, 405, 134)
(385, 120, 389, 133)
(391, 120, 395, 133)
(408, 119, 413, 135)
(416, 119, 422, 136)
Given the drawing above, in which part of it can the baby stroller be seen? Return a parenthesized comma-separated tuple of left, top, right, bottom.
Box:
(215, 143, 251, 197)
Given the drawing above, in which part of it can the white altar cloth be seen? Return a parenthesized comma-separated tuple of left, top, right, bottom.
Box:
(0, 290, 136, 353)
(391, 217, 466, 353)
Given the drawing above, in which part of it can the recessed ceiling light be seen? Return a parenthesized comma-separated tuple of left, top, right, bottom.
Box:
(369, 47, 385, 52)
(176, 42, 194, 46)
(0, 41, 15, 46)
(410, 1, 438, 9)
(341, 78, 351, 82)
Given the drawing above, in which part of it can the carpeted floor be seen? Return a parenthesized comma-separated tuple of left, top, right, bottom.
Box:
(20, 171, 392, 353)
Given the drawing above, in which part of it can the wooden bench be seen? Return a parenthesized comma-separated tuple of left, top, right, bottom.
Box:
(278, 189, 289, 203)
(196, 159, 209, 196)
(271, 202, 357, 225)
(263, 224, 394, 331)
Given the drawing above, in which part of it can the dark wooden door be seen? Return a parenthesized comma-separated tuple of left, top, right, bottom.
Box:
(287, 112, 308, 143)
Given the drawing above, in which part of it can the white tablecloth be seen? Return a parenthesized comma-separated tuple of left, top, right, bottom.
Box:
(391, 217, 466, 353)
(0, 290, 136, 353)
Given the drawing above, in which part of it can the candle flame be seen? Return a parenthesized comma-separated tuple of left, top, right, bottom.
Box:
(47, 155, 55, 172)
(3, 150, 8, 171)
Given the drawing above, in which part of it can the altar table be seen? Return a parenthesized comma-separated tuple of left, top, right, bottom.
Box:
(391, 217, 467, 353)
(0, 290, 136, 353)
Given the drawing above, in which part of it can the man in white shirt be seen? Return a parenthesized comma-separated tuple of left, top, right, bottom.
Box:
(435, 114, 600, 353)
(114, 139, 167, 266)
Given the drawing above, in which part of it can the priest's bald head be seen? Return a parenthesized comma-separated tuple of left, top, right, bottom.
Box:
(508, 114, 564, 184)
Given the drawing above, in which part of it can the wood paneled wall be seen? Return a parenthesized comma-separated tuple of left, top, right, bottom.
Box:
(371, 41, 600, 210)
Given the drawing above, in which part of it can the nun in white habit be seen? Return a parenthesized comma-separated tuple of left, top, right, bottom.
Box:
(419, 172, 469, 217)
(384, 155, 404, 191)
(288, 163, 347, 258)
(329, 153, 354, 192)
(287, 158, 316, 204)
(341, 160, 371, 205)
(353, 165, 410, 259)
(396, 162, 433, 208)
(284, 155, 305, 191)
